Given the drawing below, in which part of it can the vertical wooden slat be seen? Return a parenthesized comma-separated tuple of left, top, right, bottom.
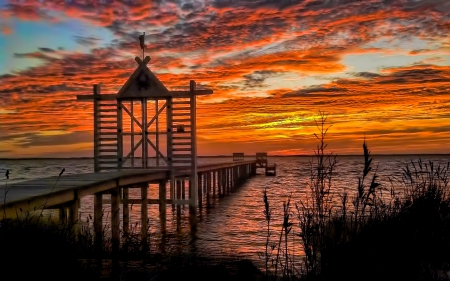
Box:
(142, 98, 147, 168)
(117, 100, 123, 170)
(131, 101, 135, 167)
(167, 97, 174, 201)
(93, 84, 100, 172)
(189, 80, 198, 218)
(156, 100, 159, 167)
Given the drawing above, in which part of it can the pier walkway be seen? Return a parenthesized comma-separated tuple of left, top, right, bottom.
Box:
(0, 160, 257, 251)
(0, 43, 277, 251)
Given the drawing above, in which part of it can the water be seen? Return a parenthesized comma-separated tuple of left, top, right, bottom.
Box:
(0, 155, 448, 269)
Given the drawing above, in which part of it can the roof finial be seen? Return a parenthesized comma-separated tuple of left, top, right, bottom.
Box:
(139, 32, 146, 60)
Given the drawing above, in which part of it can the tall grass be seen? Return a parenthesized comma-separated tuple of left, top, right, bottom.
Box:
(0, 168, 157, 281)
(262, 113, 450, 280)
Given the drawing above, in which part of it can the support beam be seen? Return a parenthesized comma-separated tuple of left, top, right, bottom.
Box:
(159, 180, 167, 234)
(123, 187, 129, 236)
(59, 206, 67, 224)
(213, 171, 216, 197)
(111, 186, 120, 254)
(197, 173, 203, 209)
(206, 172, 211, 208)
(94, 193, 103, 248)
(189, 80, 198, 227)
(68, 195, 79, 234)
(141, 183, 148, 250)
(142, 98, 148, 168)
(182, 180, 186, 199)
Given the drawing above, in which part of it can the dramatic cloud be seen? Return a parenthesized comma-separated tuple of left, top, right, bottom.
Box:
(1, 0, 450, 157)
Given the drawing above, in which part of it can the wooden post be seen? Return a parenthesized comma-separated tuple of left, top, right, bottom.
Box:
(167, 97, 174, 203)
(176, 180, 181, 229)
(219, 170, 224, 197)
(123, 187, 129, 236)
(142, 98, 148, 168)
(131, 101, 135, 167)
(59, 206, 67, 224)
(68, 192, 79, 234)
(94, 193, 103, 247)
(182, 179, 186, 199)
(141, 183, 148, 249)
(189, 80, 198, 228)
(117, 100, 123, 170)
(206, 172, 211, 207)
(159, 180, 167, 234)
(227, 168, 229, 193)
(111, 185, 120, 254)
(156, 99, 160, 167)
(198, 173, 203, 208)
(213, 171, 216, 197)
(93, 84, 100, 172)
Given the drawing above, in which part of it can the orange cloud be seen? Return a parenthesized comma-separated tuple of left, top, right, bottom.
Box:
(1, 0, 450, 157)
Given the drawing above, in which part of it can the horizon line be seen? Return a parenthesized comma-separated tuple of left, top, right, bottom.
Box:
(0, 153, 449, 160)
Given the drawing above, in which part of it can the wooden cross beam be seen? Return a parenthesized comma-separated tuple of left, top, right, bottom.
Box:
(135, 56, 151, 67)
(76, 84, 116, 101)
(169, 80, 213, 96)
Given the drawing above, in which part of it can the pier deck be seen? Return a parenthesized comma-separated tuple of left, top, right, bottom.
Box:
(0, 161, 257, 219)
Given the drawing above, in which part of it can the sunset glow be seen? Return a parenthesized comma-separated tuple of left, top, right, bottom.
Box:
(1, 0, 449, 157)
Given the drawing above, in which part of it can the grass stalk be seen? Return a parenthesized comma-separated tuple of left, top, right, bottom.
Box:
(38, 168, 65, 218)
(3, 169, 9, 221)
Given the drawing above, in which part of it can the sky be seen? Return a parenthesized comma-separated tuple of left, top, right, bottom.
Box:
(0, 0, 449, 158)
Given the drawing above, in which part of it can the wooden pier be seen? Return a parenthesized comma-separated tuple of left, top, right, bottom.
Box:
(0, 160, 257, 251)
(0, 39, 276, 251)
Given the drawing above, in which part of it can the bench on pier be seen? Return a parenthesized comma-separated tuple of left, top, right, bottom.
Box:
(233, 153, 244, 161)
(256, 152, 268, 167)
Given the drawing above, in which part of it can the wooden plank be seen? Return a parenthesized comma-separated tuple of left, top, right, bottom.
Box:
(169, 90, 213, 96)
(76, 94, 117, 101)
(172, 101, 190, 105)
(172, 118, 191, 122)
(173, 148, 192, 151)
(173, 142, 191, 146)
(173, 154, 192, 158)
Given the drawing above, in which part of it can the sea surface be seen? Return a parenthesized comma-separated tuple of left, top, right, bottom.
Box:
(0, 155, 449, 269)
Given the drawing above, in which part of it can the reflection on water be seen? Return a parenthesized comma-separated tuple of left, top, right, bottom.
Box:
(1, 155, 449, 269)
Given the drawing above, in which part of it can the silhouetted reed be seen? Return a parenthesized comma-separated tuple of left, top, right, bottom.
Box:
(3, 169, 9, 220)
(262, 113, 450, 280)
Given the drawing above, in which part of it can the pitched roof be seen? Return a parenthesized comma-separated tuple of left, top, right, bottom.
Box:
(117, 56, 169, 100)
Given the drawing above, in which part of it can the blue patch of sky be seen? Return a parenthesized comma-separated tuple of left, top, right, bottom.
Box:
(343, 36, 450, 74)
(0, 16, 114, 75)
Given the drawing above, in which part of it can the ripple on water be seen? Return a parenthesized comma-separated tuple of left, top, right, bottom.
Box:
(2, 155, 449, 270)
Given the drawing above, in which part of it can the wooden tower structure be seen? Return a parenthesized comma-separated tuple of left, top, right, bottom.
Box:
(77, 40, 212, 211)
